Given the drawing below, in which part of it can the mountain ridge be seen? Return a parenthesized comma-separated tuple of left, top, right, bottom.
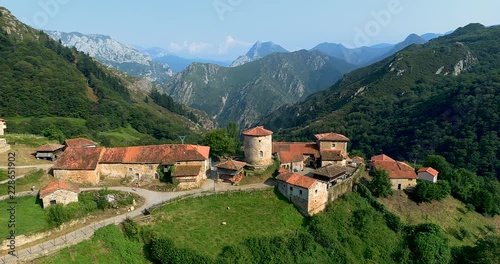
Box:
(230, 41, 289, 67)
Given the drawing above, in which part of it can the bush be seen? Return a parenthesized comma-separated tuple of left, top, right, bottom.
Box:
(121, 218, 140, 241)
(46, 204, 72, 227)
(368, 169, 393, 198)
(413, 180, 450, 203)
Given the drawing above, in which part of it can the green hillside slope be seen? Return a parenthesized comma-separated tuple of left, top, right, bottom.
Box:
(0, 7, 205, 146)
(262, 23, 500, 179)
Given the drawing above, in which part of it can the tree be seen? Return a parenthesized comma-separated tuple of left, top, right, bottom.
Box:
(414, 180, 450, 203)
(201, 129, 235, 159)
(369, 169, 393, 198)
(423, 155, 453, 181)
(407, 223, 451, 264)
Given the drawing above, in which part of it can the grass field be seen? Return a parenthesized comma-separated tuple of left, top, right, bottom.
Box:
(4, 133, 58, 147)
(0, 169, 7, 181)
(97, 125, 146, 147)
(0, 196, 49, 238)
(0, 170, 53, 196)
(148, 189, 305, 258)
(379, 192, 499, 247)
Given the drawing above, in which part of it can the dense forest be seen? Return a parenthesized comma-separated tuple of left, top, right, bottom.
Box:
(262, 23, 500, 180)
(0, 8, 203, 146)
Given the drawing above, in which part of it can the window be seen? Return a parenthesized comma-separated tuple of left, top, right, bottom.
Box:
(259, 151, 264, 158)
(299, 190, 303, 195)
(128, 168, 133, 172)
(332, 143, 336, 149)
(315, 189, 318, 194)
(290, 186, 293, 191)
(149, 165, 154, 170)
(50, 200, 57, 205)
(259, 140, 262, 142)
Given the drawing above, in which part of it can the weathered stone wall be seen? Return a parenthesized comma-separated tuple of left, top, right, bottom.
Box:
(318, 141, 347, 155)
(321, 159, 347, 167)
(53, 169, 99, 185)
(42, 189, 78, 208)
(0, 121, 6, 136)
(328, 164, 364, 202)
(99, 163, 159, 183)
(308, 181, 328, 215)
(390, 178, 416, 190)
(244, 135, 273, 167)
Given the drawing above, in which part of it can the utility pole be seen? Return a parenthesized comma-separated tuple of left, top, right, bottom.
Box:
(179, 136, 186, 145)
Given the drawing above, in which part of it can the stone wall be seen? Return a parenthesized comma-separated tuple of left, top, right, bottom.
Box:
(99, 163, 159, 183)
(42, 189, 78, 208)
(244, 135, 273, 167)
(308, 181, 328, 215)
(318, 141, 347, 155)
(0, 138, 10, 153)
(390, 178, 416, 190)
(418, 172, 437, 183)
(53, 169, 99, 185)
(328, 164, 364, 202)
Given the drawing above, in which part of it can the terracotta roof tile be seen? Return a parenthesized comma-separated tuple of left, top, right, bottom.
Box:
(370, 154, 396, 162)
(35, 143, 65, 152)
(172, 165, 202, 177)
(277, 151, 304, 163)
(315, 132, 350, 142)
(100, 144, 210, 165)
(39, 180, 80, 198)
(64, 138, 97, 148)
(242, 126, 273, 136)
(418, 167, 439, 177)
(52, 147, 103, 170)
(372, 160, 417, 179)
(216, 160, 246, 171)
(273, 142, 320, 158)
(279, 173, 318, 189)
(351, 156, 365, 163)
(321, 150, 344, 161)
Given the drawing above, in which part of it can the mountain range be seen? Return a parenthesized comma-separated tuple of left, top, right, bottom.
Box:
(164, 50, 356, 128)
(45, 30, 174, 86)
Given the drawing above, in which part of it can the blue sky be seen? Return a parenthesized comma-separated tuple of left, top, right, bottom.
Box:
(2, 0, 500, 60)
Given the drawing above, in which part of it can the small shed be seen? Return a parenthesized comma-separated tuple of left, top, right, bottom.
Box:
(35, 143, 65, 161)
(215, 160, 246, 184)
(312, 165, 349, 188)
(418, 167, 439, 183)
(39, 180, 80, 208)
(172, 165, 202, 189)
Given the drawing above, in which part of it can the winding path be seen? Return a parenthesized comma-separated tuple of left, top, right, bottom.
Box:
(0, 179, 275, 263)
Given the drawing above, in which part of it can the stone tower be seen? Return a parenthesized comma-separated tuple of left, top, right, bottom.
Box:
(243, 126, 273, 169)
(0, 118, 6, 136)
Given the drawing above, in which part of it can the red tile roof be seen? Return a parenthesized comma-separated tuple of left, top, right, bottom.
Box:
(273, 142, 320, 158)
(321, 150, 345, 161)
(315, 132, 350, 142)
(370, 154, 396, 162)
(277, 172, 317, 189)
(64, 138, 97, 148)
(172, 165, 202, 177)
(52, 147, 104, 170)
(216, 160, 246, 171)
(100, 144, 210, 165)
(418, 167, 439, 177)
(372, 160, 417, 179)
(242, 126, 273, 137)
(351, 156, 365, 163)
(39, 180, 80, 198)
(277, 151, 304, 163)
(35, 143, 65, 152)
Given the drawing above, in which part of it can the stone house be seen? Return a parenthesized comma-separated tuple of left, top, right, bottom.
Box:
(64, 138, 98, 149)
(172, 165, 203, 188)
(243, 126, 274, 169)
(312, 165, 349, 189)
(417, 167, 439, 183)
(315, 133, 350, 167)
(52, 147, 104, 185)
(0, 118, 6, 136)
(39, 180, 80, 208)
(215, 159, 246, 184)
(276, 171, 328, 216)
(370, 154, 417, 190)
(35, 143, 65, 161)
(273, 142, 320, 171)
(52, 144, 210, 188)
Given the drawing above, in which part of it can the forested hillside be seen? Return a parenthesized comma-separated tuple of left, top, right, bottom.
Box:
(261, 23, 500, 179)
(0, 7, 204, 146)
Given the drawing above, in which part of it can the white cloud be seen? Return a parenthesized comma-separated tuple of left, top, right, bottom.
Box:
(169, 41, 212, 55)
(218, 35, 253, 54)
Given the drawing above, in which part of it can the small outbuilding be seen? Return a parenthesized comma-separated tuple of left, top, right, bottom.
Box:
(417, 167, 439, 183)
(64, 138, 98, 149)
(215, 159, 246, 184)
(39, 180, 80, 208)
(35, 143, 65, 161)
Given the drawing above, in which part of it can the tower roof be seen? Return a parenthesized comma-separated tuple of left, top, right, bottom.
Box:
(242, 126, 273, 137)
